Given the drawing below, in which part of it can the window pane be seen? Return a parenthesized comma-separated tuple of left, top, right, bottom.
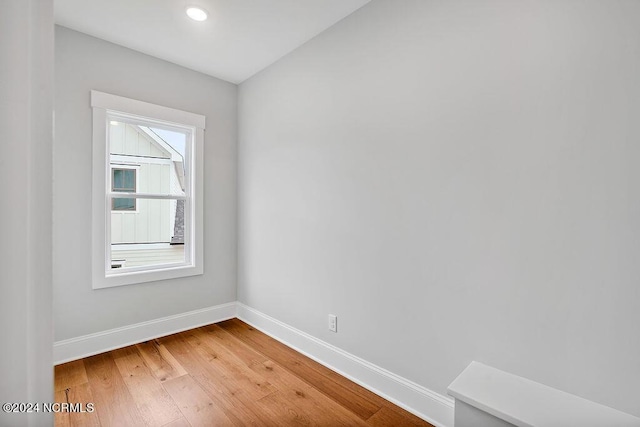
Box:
(109, 120, 188, 196)
(110, 197, 186, 269)
(123, 169, 135, 189)
(112, 168, 135, 192)
(113, 169, 123, 189)
(113, 198, 135, 210)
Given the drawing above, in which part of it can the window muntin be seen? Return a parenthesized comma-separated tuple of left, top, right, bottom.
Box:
(91, 90, 204, 289)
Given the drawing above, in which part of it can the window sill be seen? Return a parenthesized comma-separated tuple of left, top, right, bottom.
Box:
(93, 263, 203, 289)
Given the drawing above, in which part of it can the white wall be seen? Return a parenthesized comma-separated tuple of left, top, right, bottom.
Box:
(0, 1, 54, 425)
(54, 27, 237, 340)
(238, 0, 640, 417)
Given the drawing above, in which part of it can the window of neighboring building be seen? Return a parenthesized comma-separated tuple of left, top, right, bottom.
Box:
(111, 167, 137, 211)
(91, 90, 205, 289)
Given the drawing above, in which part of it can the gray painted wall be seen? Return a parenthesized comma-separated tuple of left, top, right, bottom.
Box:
(238, 0, 640, 417)
(54, 26, 237, 341)
(1, 1, 54, 425)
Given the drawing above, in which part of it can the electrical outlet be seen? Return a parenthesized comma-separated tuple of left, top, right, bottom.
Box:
(328, 314, 337, 332)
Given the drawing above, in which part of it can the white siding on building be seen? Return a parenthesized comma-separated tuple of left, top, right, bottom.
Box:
(110, 122, 177, 244)
(111, 245, 184, 268)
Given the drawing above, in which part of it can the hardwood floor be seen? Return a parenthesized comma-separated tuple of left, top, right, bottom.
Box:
(54, 319, 433, 426)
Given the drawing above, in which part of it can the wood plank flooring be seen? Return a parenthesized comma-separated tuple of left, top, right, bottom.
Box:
(54, 319, 433, 427)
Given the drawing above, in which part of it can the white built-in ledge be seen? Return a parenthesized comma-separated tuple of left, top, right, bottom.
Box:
(447, 361, 640, 427)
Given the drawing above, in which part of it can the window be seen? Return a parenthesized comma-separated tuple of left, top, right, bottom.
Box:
(112, 168, 137, 211)
(91, 91, 204, 289)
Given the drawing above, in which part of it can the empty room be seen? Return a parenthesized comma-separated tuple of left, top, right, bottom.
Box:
(2, 0, 640, 426)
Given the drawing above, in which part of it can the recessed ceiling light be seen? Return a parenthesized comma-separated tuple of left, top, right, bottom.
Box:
(186, 7, 208, 22)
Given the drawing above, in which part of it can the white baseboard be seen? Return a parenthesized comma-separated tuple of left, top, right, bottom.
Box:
(53, 302, 237, 365)
(236, 303, 454, 427)
(54, 301, 454, 426)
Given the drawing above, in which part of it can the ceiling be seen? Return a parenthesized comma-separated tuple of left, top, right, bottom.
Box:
(55, 0, 371, 84)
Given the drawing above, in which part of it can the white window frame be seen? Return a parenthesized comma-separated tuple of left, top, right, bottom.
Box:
(91, 90, 204, 289)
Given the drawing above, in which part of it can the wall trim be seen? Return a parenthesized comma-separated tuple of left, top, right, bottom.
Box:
(53, 302, 237, 365)
(236, 302, 455, 427)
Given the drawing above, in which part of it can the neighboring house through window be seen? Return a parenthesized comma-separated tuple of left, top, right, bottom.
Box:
(91, 91, 204, 289)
